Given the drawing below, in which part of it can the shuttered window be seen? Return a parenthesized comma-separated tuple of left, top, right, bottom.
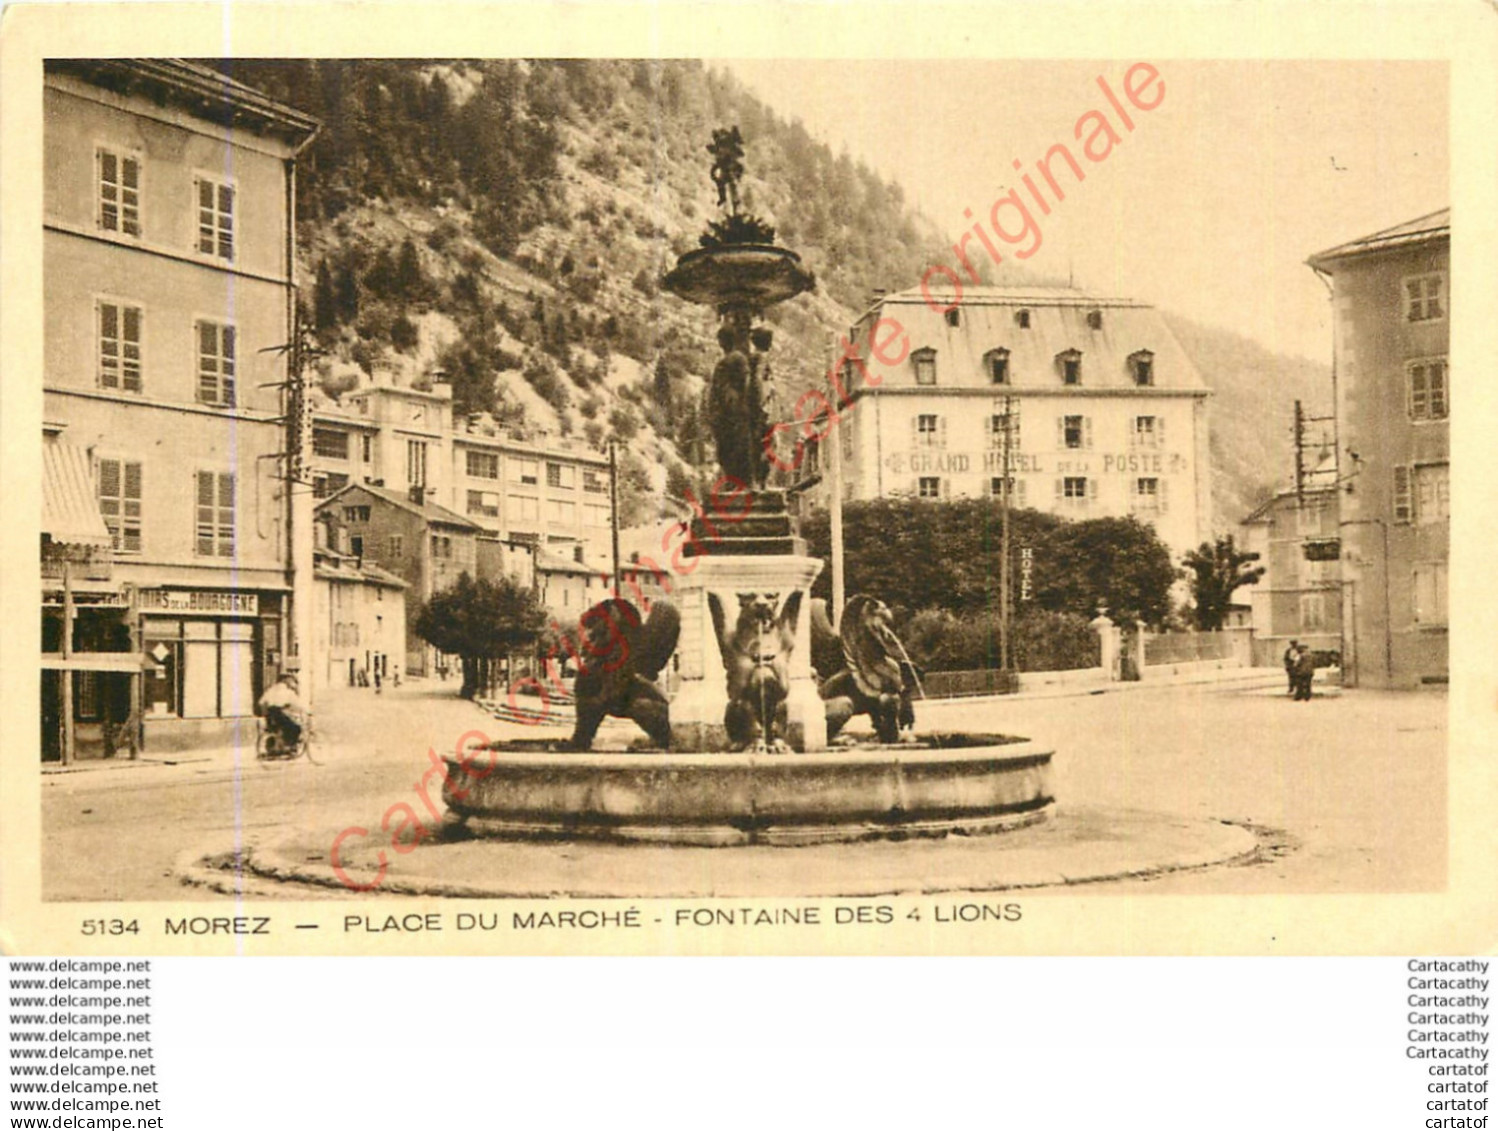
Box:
(196, 177, 235, 259)
(990, 477, 1027, 506)
(1392, 466, 1413, 523)
(194, 471, 235, 557)
(1408, 359, 1448, 422)
(1405, 274, 1444, 323)
(98, 302, 143, 392)
(1059, 415, 1092, 450)
(98, 149, 141, 236)
(97, 458, 143, 553)
(196, 321, 236, 407)
(1133, 415, 1164, 447)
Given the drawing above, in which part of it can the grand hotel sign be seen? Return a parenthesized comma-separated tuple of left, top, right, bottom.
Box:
(885, 449, 1189, 476)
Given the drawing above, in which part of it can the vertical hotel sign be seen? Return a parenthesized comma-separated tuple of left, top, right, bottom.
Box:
(1020, 547, 1034, 602)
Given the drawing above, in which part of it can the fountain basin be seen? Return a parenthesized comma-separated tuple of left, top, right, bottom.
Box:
(442, 734, 1053, 847)
(662, 244, 815, 309)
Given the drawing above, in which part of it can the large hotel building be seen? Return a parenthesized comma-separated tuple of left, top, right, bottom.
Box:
(806, 286, 1212, 562)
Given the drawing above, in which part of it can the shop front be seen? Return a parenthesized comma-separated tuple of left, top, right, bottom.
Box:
(135, 588, 285, 753)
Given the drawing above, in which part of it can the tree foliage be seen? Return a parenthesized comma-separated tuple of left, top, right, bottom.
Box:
(801, 499, 1177, 629)
(412, 572, 548, 698)
(1182, 534, 1265, 631)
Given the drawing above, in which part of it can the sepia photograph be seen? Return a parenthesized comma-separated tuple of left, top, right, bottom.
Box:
(2, 0, 1486, 959)
(5, 9, 1497, 1129)
(32, 54, 1453, 908)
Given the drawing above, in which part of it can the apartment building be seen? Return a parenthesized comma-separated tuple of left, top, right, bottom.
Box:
(40, 60, 317, 757)
(1307, 209, 1449, 688)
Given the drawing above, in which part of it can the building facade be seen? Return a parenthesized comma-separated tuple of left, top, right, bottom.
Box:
(315, 482, 482, 676)
(1307, 210, 1449, 688)
(807, 287, 1212, 563)
(311, 545, 408, 692)
(1239, 479, 1343, 666)
(41, 60, 318, 757)
(308, 378, 614, 566)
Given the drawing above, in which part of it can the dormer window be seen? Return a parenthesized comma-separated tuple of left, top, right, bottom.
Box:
(1086, 309, 1103, 330)
(985, 348, 1011, 385)
(1130, 349, 1155, 387)
(945, 308, 962, 328)
(1056, 349, 1082, 386)
(912, 347, 938, 386)
(1015, 309, 1031, 329)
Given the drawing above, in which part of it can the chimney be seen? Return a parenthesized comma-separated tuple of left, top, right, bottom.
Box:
(408, 485, 426, 507)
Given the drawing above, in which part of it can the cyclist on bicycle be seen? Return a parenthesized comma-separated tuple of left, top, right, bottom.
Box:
(259, 672, 308, 754)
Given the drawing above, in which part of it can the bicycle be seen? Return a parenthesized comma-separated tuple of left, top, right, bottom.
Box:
(255, 714, 317, 766)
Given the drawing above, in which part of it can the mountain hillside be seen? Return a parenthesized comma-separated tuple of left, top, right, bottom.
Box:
(1161, 313, 1333, 525)
(211, 58, 1330, 532)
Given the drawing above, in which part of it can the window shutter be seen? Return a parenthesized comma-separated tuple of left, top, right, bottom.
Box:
(938, 416, 948, 449)
(941, 477, 950, 499)
(1017, 480, 1027, 508)
(1055, 417, 1065, 450)
(1084, 417, 1094, 450)
(1087, 478, 1099, 502)
(196, 471, 215, 555)
(1393, 465, 1413, 523)
(911, 416, 919, 448)
(1159, 479, 1170, 513)
(99, 458, 121, 500)
(1157, 417, 1166, 448)
(1054, 478, 1063, 503)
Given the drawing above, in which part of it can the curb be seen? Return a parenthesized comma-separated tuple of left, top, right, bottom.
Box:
(179, 807, 1264, 900)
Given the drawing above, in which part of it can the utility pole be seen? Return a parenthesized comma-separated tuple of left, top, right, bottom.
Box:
(999, 396, 1015, 673)
(608, 440, 622, 595)
(829, 405, 845, 630)
(1293, 399, 1305, 505)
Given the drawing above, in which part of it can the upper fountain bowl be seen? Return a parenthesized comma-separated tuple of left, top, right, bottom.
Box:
(663, 244, 816, 310)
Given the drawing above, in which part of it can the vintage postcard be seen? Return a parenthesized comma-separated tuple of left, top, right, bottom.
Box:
(1, 1, 1494, 956)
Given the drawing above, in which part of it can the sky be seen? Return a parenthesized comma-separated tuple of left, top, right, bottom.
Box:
(725, 59, 1448, 364)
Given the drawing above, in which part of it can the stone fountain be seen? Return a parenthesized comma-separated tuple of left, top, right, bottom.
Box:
(441, 128, 1054, 847)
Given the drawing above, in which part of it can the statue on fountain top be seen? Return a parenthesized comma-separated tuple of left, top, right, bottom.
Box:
(707, 320, 776, 491)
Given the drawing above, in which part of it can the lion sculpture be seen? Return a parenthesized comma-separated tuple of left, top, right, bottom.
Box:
(707, 590, 804, 752)
(567, 597, 680, 751)
(811, 595, 921, 744)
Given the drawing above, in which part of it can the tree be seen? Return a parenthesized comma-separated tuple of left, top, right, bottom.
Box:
(1182, 535, 1265, 631)
(653, 357, 673, 410)
(313, 260, 337, 332)
(396, 236, 428, 300)
(800, 501, 1176, 627)
(1038, 516, 1178, 628)
(413, 572, 548, 699)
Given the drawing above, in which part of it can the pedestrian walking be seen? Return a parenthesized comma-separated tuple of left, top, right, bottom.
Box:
(1283, 640, 1301, 697)
(1292, 646, 1317, 702)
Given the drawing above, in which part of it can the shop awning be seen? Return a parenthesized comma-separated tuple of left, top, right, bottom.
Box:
(43, 442, 111, 548)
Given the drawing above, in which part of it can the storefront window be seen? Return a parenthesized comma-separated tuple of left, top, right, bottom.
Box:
(142, 616, 260, 720)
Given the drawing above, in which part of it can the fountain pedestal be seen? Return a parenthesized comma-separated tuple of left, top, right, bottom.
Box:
(669, 550, 827, 753)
